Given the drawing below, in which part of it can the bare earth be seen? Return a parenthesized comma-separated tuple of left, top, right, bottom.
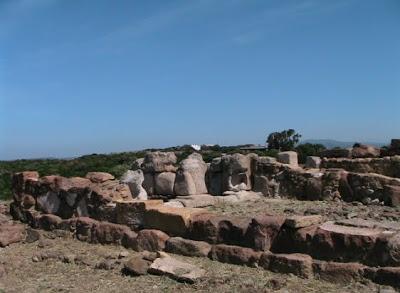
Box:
(207, 197, 400, 223)
(0, 199, 397, 293)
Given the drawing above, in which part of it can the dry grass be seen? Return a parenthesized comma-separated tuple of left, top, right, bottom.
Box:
(207, 197, 400, 224)
(0, 233, 385, 293)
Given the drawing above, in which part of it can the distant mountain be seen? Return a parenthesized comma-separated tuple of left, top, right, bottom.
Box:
(301, 139, 387, 149)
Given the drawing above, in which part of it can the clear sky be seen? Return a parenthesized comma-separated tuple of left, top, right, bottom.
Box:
(0, 0, 399, 160)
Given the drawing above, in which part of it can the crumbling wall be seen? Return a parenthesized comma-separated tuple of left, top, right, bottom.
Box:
(321, 156, 400, 178)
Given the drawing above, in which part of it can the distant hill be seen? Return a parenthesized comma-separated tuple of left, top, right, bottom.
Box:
(302, 139, 387, 149)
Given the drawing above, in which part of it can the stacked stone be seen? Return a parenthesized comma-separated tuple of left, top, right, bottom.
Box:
(207, 153, 256, 196)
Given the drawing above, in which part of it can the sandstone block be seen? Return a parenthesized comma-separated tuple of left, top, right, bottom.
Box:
(165, 237, 211, 257)
(144, 205, 205, 236)
(284, 215, 322, 229)
(260, 252, 313, 278)
(154, 172, 176, 195)
(305, 156, 321, 169)
(209, 244, 261, 267)
(277, 151, 298, 167)
(134, 229, 169, 252)
(85, 172, 115, 183)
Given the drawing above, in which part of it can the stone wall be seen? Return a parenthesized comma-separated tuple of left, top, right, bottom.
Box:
(321, 156, 400, 178)
(8, 169, 400, 288)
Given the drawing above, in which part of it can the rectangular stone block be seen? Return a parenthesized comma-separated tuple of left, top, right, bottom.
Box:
(115, 200, 163, 229)
(209, 244, 261, 267)
(284, 215, 322, 229)
(260, 252, 313, 278)
(144, 205, 205, 236)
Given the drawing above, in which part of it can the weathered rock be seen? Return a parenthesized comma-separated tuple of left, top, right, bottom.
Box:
(95, 259, 118, 270)
(384, 185, 400, 207)
(38, 214, 62, 231)
(120, 170, 148, 200)
(85, 172, 115, 183)
(351, 144, 381, 158)
(260, 252, 313, 278)
(134, 229, 169, 252)
(284, 215, 322, 229)
(143, 173, 155, 196)
(171, 194, 216, 208)
(124, 255, 152, 275)
(92, 221, 134, 245)
(311, 221, 386, 263)
(381, 232, 400, 266)
(217, 216, 251, 246)
(273, 224, 318, 254)
(165, 237, 211, 257)
(365, 266, 400, 288)
(132, 158, 144, 170)
(243, 215, 286, 251)
(163, 201, 185, 208)
(142, 152, 177, 173)
(209, 244, 261, 267)
(89, 179, 132, 204)
(115, 200, 163, 230)
(149, 252, 206, 283)
(305, 156, 321, 169)
(36, 192, 61, 214)
(188, 213, 222, 243)
(207, 158, 223, 195)
(12, 171, 39, 202)
(174, 170, 196, 196)
(25, 228, 42, 243)
(174, 153, 208, 196)
(277, 151, 298, 167)
(221, 153, 254, 192)
(312, 260, 365, 283)
(154, 172, 176, 196)
(0, 222, 25, 247)
(144, 205, 205, 236)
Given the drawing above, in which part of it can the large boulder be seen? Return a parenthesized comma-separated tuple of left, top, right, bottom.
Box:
(120, 170, 148, 200)
(277, 151, 298, 167)
(154, 172, 176, 196)
(243, 215, 286, 251)
(220, 153, 255, 193)
(85, 172, 115, 183)
(144, 205, 205, 236)
(174, 153, 208, 196)
(305, 156, 321, 169)
(12, 171, 39, 202)
(351, 144, 381, 158)
(142, 152, 177, 173)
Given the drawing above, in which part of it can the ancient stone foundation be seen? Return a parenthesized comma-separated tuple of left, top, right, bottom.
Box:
(7, 149, 400, 288)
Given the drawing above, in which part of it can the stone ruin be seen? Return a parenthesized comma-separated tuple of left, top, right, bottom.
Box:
(5, 139, 400, 287)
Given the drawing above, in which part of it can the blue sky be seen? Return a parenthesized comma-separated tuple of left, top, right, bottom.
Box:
(0, 0, 399, 160)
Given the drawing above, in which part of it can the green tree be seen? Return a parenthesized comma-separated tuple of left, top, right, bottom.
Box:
(266, 129, 302, 151)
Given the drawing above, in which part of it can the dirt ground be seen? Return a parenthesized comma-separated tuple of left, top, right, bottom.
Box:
(0, 198, 399, 293)
(0, 228, 392, 293)
(207, 197, 400, 224)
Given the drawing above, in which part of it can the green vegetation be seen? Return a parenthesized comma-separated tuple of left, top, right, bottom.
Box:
(266, 129, 301, 151)
(0, 152, 145, 200)
(0, 142, 286, 200)
(295, 143, 326, 164)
